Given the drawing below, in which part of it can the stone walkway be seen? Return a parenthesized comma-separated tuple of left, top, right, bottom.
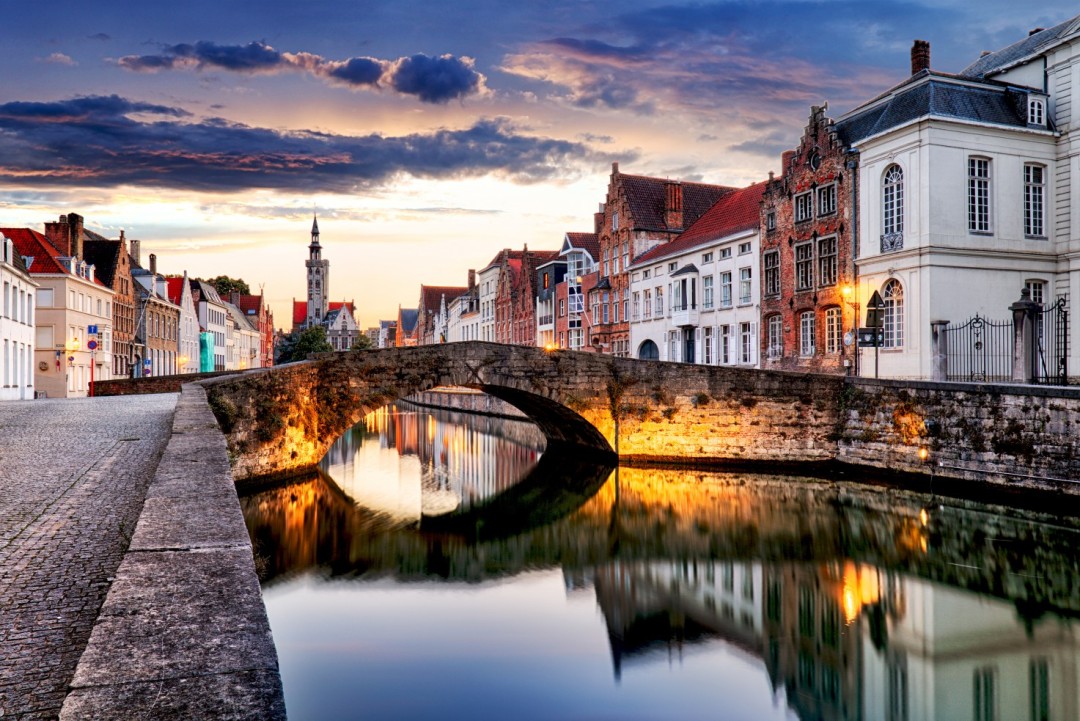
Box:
(0, 394, 177, 720)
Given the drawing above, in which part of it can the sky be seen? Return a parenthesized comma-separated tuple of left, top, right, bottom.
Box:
(2, 1, 1077, 328)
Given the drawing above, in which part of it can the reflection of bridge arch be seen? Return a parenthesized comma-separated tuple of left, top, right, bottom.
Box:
(203, 341, 840, 482)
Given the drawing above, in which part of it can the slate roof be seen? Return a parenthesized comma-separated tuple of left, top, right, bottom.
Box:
(633, 182, 767, 265)
(82, 239, 122, 288)
(961, 14, 1080, 79)
(224, 302, 256, 332)
(398, 308, 419, 334)
(563, 232, 600, 261)
(190, 279, 224, 305)
(618, 174, 732, 232)
(835, 72, 1037, 146)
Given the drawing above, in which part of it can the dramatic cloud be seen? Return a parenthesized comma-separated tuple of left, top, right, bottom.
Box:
(118, 41, 486, 103)
(0, 95, 617, 192)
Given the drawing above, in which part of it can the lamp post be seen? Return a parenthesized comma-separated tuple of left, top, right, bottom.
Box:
(65, 337, 80, 396)
(841, 285, 860, 377)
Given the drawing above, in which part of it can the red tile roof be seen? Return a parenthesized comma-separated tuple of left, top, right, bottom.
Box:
(563, 232, 600, 262)
(480, 248, 525, 272)
(619, 174, 734, 232)
(292, 299, 355, 327)
(0, 228, 66, 274)
(634, 181, 768, 265)
(420, 285, 467, 314)
(164, 276, 187, 306)
(236, 294, 263, 315)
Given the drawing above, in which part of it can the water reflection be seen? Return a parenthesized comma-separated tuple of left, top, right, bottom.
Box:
(241, 404, 1080, 721)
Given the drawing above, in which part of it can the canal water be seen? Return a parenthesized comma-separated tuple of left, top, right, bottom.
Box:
(240, 401, 1080, 721)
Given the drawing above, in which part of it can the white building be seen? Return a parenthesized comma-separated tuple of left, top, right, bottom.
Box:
(225, 302, 261, 368)
(0, 233, 37, 400)
(629, 183, 765, 365)
(836, 28, 1073, 380)
(190, 279, 230, 371)
(323, 303, 359, 352)
(166, 272, 200, 373)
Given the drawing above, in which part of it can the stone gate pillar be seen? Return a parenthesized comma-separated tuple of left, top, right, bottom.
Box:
(930, 320, 950, 382)
(1009, 288, 1039, 383)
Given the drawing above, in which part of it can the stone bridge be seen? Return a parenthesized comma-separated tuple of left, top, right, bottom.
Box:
(203, 341, 843, 482)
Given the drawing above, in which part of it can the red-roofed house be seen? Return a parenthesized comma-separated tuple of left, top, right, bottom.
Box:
(232, 292, 275, 366)
(628, 181, 767, 365)
(2, 222, 115, 397)
(493, 246, 558, 346)
(418, 285, 467, 345)
(165, 272, 200, 373)
(586, 162, 734, 356)
(760, 105, 857, 374)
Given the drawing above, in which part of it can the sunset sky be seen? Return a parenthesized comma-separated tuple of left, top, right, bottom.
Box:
(2, 1, 1076, 328)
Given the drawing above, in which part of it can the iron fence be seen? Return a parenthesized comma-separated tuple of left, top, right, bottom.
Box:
(944, 315, 1013, 383)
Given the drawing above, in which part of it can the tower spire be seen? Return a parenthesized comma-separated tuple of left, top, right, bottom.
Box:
(311, 213, 320, 244)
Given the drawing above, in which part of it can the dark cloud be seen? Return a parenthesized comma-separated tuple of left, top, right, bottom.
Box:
(117, 41, 485, 103)
(387, 54, 483, 103)
(325, 57, 384, 87)
(544, 38, 650, 61)
(579, 132, 613, 144)
(0, 95, 616, 193)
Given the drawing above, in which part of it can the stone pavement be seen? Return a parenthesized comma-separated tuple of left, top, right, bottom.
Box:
(0, 394, 177, 720)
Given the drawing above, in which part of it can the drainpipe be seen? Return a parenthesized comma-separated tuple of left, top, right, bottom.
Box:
(846, 147, 861, 376)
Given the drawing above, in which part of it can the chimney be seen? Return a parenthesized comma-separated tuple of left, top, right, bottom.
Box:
(130, 238, 141, 266)
(44, 215, 70, 255)
(911, 39, 930, 75)
(611, 161, 619, 176)
(149, 252, 157, 277)
(664, 180, 684, 229)
(1030, 27, 1045, 37)
(781, 150, 796, 178)
(468, 268, 476, 290)
(67, 213, 84, 260)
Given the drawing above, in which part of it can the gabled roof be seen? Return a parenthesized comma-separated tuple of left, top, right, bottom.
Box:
(562, 232, 600, 261)
(420, 285, 467, 313)
(961, 14, 1080, 79)
(633, 181, 767, 266)
(1, 227, 66, 274)
(164, 276, 188, 306)
(480, 248, 525, 273)
(190, 279, 224, 305)
(835, 71, 1040, 146)
(398, 308, 419, 333)
(224, 302, 256, 332)
(618, 174, 732, 232)
(236, 294, 264, 316)
(292, 301, 307, 327)
(329, 300, 355, 315)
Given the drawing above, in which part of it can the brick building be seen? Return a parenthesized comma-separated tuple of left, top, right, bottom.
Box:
(589, 163, 732, 356)
(759, 105, 857, 374)
(74, 217, 137, 378)
(417, 284, 466, 345)
(494, 246, 558, 346)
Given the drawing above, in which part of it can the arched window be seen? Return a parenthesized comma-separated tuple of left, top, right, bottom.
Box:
(882, 165, 904, 252)
(883, 279, 904, 348)
(637, 339, 659, 360)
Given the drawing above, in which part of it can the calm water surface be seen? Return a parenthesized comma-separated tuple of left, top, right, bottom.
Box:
(240, 401, 1080, 721)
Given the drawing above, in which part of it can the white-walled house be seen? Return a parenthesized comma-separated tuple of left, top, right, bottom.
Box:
(166, 273, 200, 374)
(0, 233, 37, 400)
(629, 183, 766, 366)
(836, 25, 1077, 380)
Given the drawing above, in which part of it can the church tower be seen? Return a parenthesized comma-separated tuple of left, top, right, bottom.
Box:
(305, 214, 329, 327)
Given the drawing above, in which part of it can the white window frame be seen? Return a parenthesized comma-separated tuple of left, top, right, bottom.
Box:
(1024, 163, 1046, 238)
(825, 307, 841, 354)
(795, 192, 813, 223)
(817, 183, 837, 216)
(968, 157, 992, 233)
(883, 279, 904, 349)
(795, 242, 813, 291)
(1028, 97, 1045, 126)
(799, 311, 816, 357)
(702, 275, 714, 309)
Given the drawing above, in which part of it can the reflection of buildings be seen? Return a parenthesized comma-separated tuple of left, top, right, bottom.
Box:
(319, 402, 545, 520)
(588, 559, 1080, 721)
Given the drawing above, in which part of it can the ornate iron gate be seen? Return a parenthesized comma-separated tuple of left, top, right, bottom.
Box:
(1032, 297, 1068, 385)
(944, 315, 1013, 383)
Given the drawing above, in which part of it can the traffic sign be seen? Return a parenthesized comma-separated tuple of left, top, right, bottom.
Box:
(88, 324, 98, 335)
(86, 339, 98, 351)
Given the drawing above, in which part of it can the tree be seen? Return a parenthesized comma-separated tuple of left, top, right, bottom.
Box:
(352, 334, 374, 351)
(201, 275, 250, 297)
(276, 326, 333, 363)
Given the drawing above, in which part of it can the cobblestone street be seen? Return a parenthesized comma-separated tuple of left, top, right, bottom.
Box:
(0, 395, 177, 720)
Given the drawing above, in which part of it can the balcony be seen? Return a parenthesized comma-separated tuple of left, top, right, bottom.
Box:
(671, 302, 699, 327)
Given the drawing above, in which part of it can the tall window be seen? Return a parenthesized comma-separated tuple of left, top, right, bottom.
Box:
(800, 311, 816, 356)
(740, 322, 753, 364)
(974, 667, 996, 721)
(643, 289, 652, 319)
(668, 330, 679, 362)
(882, 165, 904, 251)
(795, 243, 814, 290)
(1028, 97, 1046, 126)
(825, 307, 842, 354)
(703, 275, 714, 309)
(1025, 164, 1046, 237)
(764, 251, 780, 296)
(767, 315, 783, 359)
(795, 192, 813, 222)
(1030, 659, 1050, 721)
(883, 279, 904, 348)
(631, 292, 640, 320)
(738, 267, 752, 305)
(720, 272, 732, 307)
(655, 287, 664, 316)
(968, 157, 992, 232)
(721, 325, 732, 364)
(703, 326, 714, 364)
(818, 237, 837, 287)
(818, 184, 837, 216)
(622, 241, 630, 271)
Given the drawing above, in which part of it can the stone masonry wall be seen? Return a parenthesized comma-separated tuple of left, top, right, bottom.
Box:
(94, 370, 237, 396)
(837, 378, 1080, 491)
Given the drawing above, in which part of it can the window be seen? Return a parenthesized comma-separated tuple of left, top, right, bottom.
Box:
(602, 292, 610, 324)
(603, 247, 610, 277)
(818, 183, 837, 216)
(612, 211, 618, 231)
(798, 587, 815, 637)
(37, 288, 54, 308)
(800, 311, 816, 356)
(1028, 97, 1046, 126)
(882, 164, 904, 251)
(668, 330, 679, 361)
(703, 275, 714, 309)
(740, 322, 753, 364)
(632, 292, 640, 320)
(1030, 659, 1050, 721)
(825, 307, 842, 353)
(1025, 164, 1046, 237)
(542, 272, 550, 290)
(668, 262, 678, 272)
(721, 325, 732, 363)
(719, 248, 732, 259)
(767, 315, 783, 358)
(766, 210, 776, 231)
(764, 251, 780, 296)
(643, 289, 652, 318)
(559, 298, 566, 317)
(702, 252, 713, 264)
(642, 269, 650, 280)
(795, 192, 813, 222)
(974, 667, 996, 721)
(720, 272, 732, 308)
(703, 326, 714, 364)
(738, 267, 752, 305)
(738, 241, 752, 255)
(655, 287, 664, 316)
(883, 279, 904, 348)
(622, 241, 629, 271)
(968, 157, 992, 233)
(795, 243, 814, 290)
(818, 236, 837, 287)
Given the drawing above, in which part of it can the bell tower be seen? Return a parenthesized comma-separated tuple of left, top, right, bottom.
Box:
(305, 214, 329, 327)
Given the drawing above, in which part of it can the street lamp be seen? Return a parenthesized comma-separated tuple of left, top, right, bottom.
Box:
(841, 284, 859, 376)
